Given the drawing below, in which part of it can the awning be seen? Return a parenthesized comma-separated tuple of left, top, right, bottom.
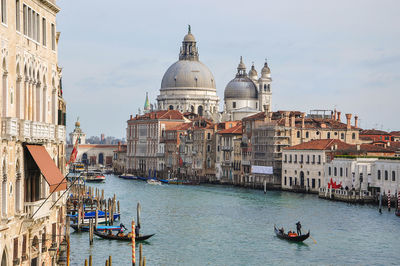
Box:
(26, 145, 67, 193)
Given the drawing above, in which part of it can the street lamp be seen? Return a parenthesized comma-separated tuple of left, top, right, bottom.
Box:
(57, 239, 68, 266)
(48, 243, 57, 266)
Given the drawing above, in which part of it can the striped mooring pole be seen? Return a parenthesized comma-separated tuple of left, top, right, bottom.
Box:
(388, 190, 391, 212)
(132, 219, 136, 266)
(398, 190, 400, 210)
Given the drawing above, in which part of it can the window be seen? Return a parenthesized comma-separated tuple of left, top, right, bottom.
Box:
(51, 23, 55, 50)
(297, 131, 300, 138)
(207, 145, 211, 152)
(284, 177, 287, 186)
(207, 132, 211, 140)
(294, 154, 297, 163)
(340, 167, 343, 177)
(289, 177, 292, 186)
(334, 167, 337, 176)
(1, 0, 6, 24)
(289, 154, 292, 163)
(284, 154, 287, 163)
(341, 133, 344, 139)
(328, 167, 331, 176)
(312, 155, 315, 164)
(16, 0, 20, 31)
(23, 4, 26, 34)
(312, 178, 315, 188)
(385, 170, 388, 180)
(327, 132, 331, 139)
(377, 170, 381, 180)
(352, 133, 356, 140)
(318, 179, 321, 188)
(232, 102, 236, 108)
(36, 13, 40, 42)
(13, 237, 18, 261)
(318, 155, 321, 164)
(318, 171, 321, 176)
(305, 131, 309, 138)
(392, 171, 396, 181)
(306, 155, 309, 164)
(300, 155, 303, 163)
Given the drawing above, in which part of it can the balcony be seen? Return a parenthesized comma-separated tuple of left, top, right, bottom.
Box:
(221, 146, 233, 151)
(242, 160, 251, 165)
(1, 117, 19, 139)
(24, 199, 52, 220)
(13, 118, 66, 143)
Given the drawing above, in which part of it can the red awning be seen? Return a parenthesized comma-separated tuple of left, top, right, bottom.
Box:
(26, 145, 67, 193)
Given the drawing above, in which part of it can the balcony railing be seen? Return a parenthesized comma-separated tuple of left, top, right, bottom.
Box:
(1, 117, 67, 143)
(221, 146, 233, 151)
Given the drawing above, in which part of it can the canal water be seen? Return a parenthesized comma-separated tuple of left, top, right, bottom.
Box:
(70, 175, 400, 265)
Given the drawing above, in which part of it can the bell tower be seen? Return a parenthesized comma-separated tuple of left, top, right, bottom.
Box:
(258, 60, 272, 112)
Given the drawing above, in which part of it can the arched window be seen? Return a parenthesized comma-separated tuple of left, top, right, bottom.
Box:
(198, 105, 203, 116)
(169, 105, 173, 110)
(305, 132, 309, 138)
(98, 153, 104, 165)
(264, 84, 267, 91)
(191, 105, 194, 113)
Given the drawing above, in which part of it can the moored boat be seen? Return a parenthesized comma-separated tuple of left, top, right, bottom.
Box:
(147, 179, 162, 185)
(94, 230, 155, 241)
(395, 209, 400, 217)
(274, 225, 310, 242)
(119, 174, 138, 180)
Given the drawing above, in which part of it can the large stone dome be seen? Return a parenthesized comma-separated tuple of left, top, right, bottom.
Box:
(224, 77, 258, 99)
(161, 60, 216, 89)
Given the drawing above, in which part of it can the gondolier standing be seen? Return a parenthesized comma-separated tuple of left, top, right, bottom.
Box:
(296, 221, 302, 235)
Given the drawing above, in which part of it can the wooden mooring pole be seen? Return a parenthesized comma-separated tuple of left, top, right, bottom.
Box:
(132, 219, 136, 266)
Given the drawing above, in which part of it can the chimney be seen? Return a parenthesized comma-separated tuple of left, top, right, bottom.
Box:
(354, 115, 358, 128)
(284, 111, 290, 127)
(290, 115, 295, 128)
(334, 110, 337, 120)
(337, 112, 341, 122)
(130, 115, 133, 120)
(301, 113, 305, 128)
(345, 113, 352, 129)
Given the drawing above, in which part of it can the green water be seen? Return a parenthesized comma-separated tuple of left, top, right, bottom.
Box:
(69, 175, 400, 265)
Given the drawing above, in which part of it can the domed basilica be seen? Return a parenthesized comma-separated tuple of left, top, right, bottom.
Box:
(156, 26, 272, 122)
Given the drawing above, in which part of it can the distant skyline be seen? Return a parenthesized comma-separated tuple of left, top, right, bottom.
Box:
(57, 0, 400, 137)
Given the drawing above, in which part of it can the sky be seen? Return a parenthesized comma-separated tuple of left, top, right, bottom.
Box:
(57, 0, 400, 138)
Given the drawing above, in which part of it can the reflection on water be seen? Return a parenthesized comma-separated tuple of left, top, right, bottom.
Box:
(69, 175, 400, 265)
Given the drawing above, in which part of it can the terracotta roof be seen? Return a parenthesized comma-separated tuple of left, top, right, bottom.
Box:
(284, 139, 353, 151)
(359, 144, 394, 153)
(67, 144, 118, 148)
(130, 110, 185, 121)
(167, 123, 192, 131)
(390, 131, 400, 137)
(360, 129, 389, 135)
(217, 124, 243, 135)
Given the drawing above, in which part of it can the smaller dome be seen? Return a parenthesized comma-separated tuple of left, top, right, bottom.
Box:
(248, 64, 258, 79)
(224, 77, 258, 99)
(75, 121, 80, 127)
(237, 56, 246, 70)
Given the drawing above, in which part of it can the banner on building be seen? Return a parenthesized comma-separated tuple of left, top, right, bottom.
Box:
(251, 166, 273, 174)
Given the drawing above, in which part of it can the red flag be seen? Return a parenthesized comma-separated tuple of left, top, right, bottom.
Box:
(67, 136, 80, 165)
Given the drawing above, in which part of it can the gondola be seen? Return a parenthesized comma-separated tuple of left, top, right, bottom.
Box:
(395, 209, 400, 217)
(274, 225, 310, 242)
(94, 230, 155, 241)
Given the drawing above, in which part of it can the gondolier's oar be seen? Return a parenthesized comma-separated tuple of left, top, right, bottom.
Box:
(310, 235, 317, 244)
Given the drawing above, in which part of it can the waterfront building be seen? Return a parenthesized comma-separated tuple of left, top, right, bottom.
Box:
(222, 58, 272, 121)
(112, 142, 127, 174)
(391, 131, 400, 142)
(163, 122, 191, 178)
(126, 110, 187, 177)
(215, 122, 242, 183)
(0, 0, 67, 265)
(66, 121, 117, 167)
(323, 156, 400, 200)
(156, 26, 219, 119)
(191, 118, 217, 181)
(242, 110, 361, 189)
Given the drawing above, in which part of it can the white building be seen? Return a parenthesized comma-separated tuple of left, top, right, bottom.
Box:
(325, 157, 400, 196)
